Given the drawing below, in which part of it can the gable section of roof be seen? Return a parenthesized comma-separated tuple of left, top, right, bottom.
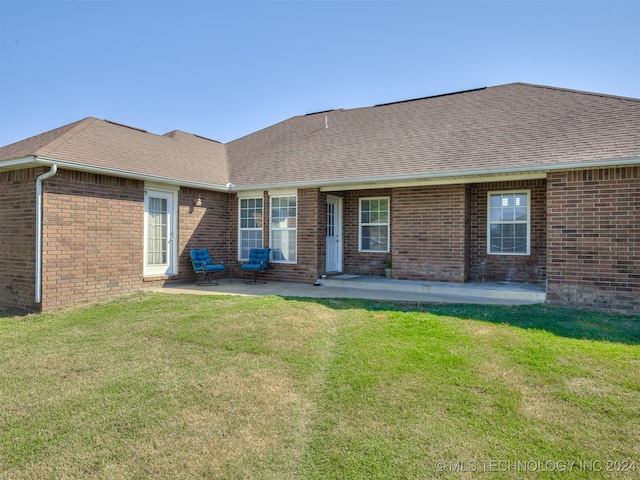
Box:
(226, 83, 640, 188)
(0, 118, 231, 188)
(2, 83, 638, 191)
(0, 117, 94, 161)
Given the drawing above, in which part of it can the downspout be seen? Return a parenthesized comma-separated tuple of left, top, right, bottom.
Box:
(35, 164, 58, 304)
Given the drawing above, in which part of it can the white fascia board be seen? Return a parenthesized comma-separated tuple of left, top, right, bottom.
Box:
(322, 156, 640, 191)
(230, 156, 640, 193)
(8, 154, 639, 193)
(32, 156, 231, 192)
(0, 156, 39, 170)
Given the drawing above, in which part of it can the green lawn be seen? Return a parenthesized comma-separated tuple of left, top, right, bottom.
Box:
(1, 294, 639, 479)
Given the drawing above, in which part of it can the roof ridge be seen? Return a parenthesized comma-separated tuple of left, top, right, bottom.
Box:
(374, 87, 487, 107)
(35, 117, 101, 157)
(508, 82, 640, 102)
(104, 119, 148, 133)
(163, 129, 222, 144)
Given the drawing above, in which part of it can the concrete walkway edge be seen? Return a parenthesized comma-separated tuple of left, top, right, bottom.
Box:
(155, 276, 546, 306)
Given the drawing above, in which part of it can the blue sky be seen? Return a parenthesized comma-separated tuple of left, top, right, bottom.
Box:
(1, 1, 639, 146)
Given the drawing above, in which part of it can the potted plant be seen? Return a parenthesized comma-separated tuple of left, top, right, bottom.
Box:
(384, 256, 392, 279)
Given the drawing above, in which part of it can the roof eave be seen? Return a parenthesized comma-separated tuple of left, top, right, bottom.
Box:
(4, 154, 639, 193)
(228, 156, 640, 192)
(0, 156, 40, 171)
(0, 156, 232, 192)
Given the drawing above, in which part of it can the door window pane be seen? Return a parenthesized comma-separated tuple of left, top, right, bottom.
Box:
(147, 198, 167, 265)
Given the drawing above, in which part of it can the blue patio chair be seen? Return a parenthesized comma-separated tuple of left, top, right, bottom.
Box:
(190, 248, 226, 285)
(241, 248, 271, 283)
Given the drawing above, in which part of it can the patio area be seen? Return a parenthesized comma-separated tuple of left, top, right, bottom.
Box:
(157, 274, 546, 305)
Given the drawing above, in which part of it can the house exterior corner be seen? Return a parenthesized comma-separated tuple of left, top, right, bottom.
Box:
(0, 168, 39, 312)
(546, 166, 640, 314)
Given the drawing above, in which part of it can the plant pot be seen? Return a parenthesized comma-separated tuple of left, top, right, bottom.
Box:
(384, 268, 392, 279)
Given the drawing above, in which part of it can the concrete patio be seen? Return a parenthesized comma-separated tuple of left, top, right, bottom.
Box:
(156, 274, 546, 305)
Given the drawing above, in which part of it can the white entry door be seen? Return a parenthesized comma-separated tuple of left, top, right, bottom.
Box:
(325, 196, 343, 273)
(144, 188, 177, 276)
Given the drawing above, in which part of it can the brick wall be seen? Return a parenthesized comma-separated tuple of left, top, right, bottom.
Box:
(392, 185, 468, 282)
(274, 188, 322, 284)
(547, 167, 639, 314)
(229, 186, 473, 283)
(0, 168, 38, 312)
(342, 189, 393, 276)
(228, 189, 322, 284)
(262, 188, 321, 284)
(41, 170, 145, 311)
(178, 188, 232, 283)
(469, 179, 547, 284)
(38, 175, 237, 310)
(15, 165, 635, 314)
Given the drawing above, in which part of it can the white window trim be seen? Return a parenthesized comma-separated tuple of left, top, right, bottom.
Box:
(359, 196, 390, 253)
(237, 190, 264, 199)
(238, 196, 264, 261)
(487, 189, 531, 256)
(268, 188, 298, 197)
(269, 193, 297, 264)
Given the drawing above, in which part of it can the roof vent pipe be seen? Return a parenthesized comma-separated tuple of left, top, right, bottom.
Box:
(324, 116, 328, 129)
(35, 164, 58, 304)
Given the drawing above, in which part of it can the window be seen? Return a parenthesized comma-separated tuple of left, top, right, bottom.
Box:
(359, 197, 389, 252)
(487, 191, 530, 255)
(238, 197, 263, 261)
(270, 194, 297, 262)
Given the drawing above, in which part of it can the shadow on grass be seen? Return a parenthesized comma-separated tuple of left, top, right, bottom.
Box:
(0, 307, 28, 319)
(3, 294, 639, 345)
(289, 297, 640, 345)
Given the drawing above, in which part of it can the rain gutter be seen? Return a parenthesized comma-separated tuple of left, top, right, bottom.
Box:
(16, 155, 232, 192)
(227, 156, 640, 192)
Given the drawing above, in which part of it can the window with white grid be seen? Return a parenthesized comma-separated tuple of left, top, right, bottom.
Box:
(359, 197, 390, 252)
(487, 191, 530, 255)
(238, 197, 263, 261)
(270, 195, 297, 262)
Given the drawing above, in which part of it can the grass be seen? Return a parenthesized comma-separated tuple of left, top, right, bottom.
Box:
(1, 295, 639, 479)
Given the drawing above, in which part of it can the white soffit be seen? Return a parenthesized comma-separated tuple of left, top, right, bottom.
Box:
(320, 171, 547, 192)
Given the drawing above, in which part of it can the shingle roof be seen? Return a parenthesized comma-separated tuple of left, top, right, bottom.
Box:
(1, 83, 638, 190)
(227, 83, 640, 188)
(0, 117, 229, 187)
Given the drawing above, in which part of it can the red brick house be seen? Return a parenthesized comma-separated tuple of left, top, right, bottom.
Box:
(1, 83, 638, 313)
